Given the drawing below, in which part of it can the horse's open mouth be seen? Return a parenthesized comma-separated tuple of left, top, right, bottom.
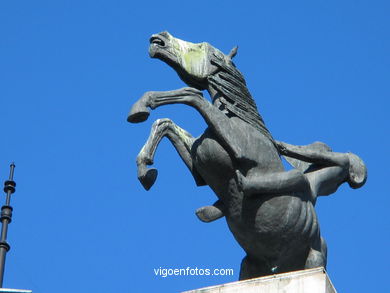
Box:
(150, 36, 165, 47)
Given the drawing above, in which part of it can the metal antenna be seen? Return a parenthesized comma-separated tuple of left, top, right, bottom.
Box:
(0, 163, 16, 287)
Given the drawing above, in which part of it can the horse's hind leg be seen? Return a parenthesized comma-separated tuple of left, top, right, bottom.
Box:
(137, 118, 203, 190)
(277, 141, 350, 167)
(305, 236, 327, 269)
(236, 169, 311, 196)
(239, 255, 270, 280)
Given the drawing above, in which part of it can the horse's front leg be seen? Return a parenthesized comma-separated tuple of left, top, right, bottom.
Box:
(136, 118, 205, 190)
(128, 87, 202, 124)
(128, 87, 242, 159)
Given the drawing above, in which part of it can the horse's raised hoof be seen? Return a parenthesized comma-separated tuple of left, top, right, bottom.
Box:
(195, 206, 224, 223)
(127, 103, 150, 123)
(138, 168, 158, 190)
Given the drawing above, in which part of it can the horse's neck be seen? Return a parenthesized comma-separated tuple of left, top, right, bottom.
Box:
(207, 86, 218, 103)
(207, 87, 230, 111)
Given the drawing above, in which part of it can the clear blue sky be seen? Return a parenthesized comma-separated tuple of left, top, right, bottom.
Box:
(0, 1, 389, 292)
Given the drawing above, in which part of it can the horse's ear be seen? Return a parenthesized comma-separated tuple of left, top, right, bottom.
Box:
(228, 46, 238, 59)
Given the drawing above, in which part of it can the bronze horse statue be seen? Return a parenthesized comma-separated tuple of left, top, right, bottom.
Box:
(128, 31, 367, 279)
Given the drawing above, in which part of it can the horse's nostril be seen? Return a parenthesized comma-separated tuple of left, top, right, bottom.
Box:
(150, 37, 165, 47)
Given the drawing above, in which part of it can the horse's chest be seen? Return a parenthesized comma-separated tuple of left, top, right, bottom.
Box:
(192, 130, 234, 182)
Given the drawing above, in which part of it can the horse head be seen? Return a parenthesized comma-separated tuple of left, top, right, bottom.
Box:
(148, 31, 273, 142)
(149, 31, 235, 90)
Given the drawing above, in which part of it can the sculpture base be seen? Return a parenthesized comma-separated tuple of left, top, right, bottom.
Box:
(183, 267, 336, 293)
(0, 289, 32, 293)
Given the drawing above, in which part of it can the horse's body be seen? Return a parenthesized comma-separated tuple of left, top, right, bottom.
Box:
(128, 31, 332, 279)
(193, 125, 320, 277)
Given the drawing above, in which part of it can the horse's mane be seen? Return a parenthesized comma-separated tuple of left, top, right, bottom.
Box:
(207, 52, 275, 144)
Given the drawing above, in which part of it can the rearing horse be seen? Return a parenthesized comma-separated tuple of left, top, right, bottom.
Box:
(128, 31, 367, 279)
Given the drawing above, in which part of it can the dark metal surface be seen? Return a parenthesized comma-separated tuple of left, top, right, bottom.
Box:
(0, 163, 16, 287)
(128, 32, 367, 279)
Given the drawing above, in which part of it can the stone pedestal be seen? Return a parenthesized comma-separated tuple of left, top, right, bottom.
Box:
(183, 267, 336, 293)
(0, 289, 32, 293)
